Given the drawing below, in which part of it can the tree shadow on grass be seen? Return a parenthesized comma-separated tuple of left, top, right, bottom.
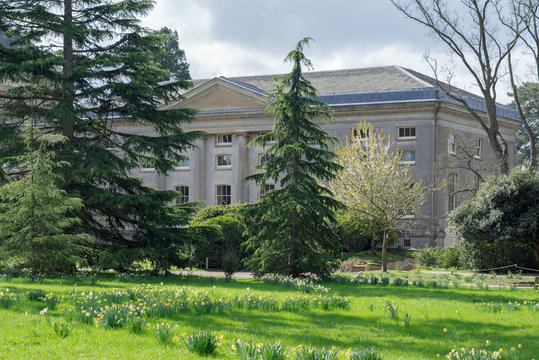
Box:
(330, 284, 536, 305)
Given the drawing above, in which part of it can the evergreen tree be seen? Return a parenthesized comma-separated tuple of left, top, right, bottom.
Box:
(0, 122, 86, 274)
(152, 27, 190, 81)
(0, 1, 203, 270)
(242, 38, 344, 278)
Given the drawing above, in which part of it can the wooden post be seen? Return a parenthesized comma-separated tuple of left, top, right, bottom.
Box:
(206, 257, 209, 269)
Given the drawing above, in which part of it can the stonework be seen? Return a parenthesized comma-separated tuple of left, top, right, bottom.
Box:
(124, 66, 520, 249)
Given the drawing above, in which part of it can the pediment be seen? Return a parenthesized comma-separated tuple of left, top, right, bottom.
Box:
(161, 77, 270, 111)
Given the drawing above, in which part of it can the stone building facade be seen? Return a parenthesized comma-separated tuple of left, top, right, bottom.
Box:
(118, 66, 520, 248)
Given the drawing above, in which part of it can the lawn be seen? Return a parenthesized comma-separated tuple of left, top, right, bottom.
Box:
(0, 272, 537, 360)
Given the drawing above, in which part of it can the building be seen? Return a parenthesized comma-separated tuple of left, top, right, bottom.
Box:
(119, 66, 520, 248)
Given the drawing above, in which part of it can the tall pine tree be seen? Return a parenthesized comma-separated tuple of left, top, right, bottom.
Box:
(242, 38, 344, 278)
(152, 27, 190, 82)
(0, 122, 86, 274)
(0, 1, 203, 270)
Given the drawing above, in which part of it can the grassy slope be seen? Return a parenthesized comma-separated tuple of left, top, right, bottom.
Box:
(0, 275, 537, 360)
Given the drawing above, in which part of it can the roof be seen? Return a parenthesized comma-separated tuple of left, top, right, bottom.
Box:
(189, 65, 517, 120)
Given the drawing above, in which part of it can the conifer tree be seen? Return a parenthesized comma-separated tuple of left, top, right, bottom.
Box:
(0, 122, 86, 274)
(242, 38, 344, 278)
(0, 1, 203, 269)
(152, 27, 190, 81)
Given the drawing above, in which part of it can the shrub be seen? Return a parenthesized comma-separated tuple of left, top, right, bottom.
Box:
(222, 249, 242, 277)
(439, 244, 462, 269)
(414, 247, 444, 268)
(449, 169, 539, 270)
(458, 239, 536, 271)
(191, 205, 250, 269)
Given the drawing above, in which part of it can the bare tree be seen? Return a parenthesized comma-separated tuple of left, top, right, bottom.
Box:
(507, 0, 538, 168)
(391, 0, 523, 174)
(436, 134, 497, 202)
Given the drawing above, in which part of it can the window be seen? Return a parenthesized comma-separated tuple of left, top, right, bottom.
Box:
(448, 133, 456, 154)
(474, 139, 482, 159)
(104, 139, 118, 151)
(352, 128, 369, 139)
(398, 127, 416, 139)
(216, 185, 231, 205)
(259, 183, 275, 199)
(400, 150, 416, 164)
(448, 173, 457, 212)
(216, 134, 232, 145)
(216, 154, 232, 168)
(105, 185, 118, 193)
(259, 153, 275, 165)
(176, 157, 190, 169)
(141, 161, 154, 171)
(258, 131, 275, 144)
(174, 185, 189, 204)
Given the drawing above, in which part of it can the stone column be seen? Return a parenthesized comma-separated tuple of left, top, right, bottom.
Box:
(237, 133, 249, 203)
(198, 137, 207, 201)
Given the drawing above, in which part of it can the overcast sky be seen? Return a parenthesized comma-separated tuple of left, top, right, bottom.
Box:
(142, 0, 535, 104)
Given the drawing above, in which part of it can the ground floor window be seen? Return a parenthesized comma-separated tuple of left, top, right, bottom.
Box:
(216, 185, 231, 205)
(174, 185, 189, 204)
(259, 183, 275, 199)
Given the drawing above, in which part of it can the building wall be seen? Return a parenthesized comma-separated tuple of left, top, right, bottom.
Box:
(124, 99, 518, 249)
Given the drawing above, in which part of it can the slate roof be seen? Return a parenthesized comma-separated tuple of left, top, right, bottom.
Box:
(187, 65, 518, 120)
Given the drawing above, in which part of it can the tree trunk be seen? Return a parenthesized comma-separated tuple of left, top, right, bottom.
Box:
(62, 0, 75, 139)
(381, 229, 388, 272)
(289, 207, 297, 277)
(508, 52, 537, 169)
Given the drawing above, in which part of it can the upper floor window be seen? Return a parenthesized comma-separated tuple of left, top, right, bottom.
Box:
(259, 183, 275, 199)
(176, 157, 190, 169)
(400, 150, 416, 165)
(258, 131, 275, 144)
(174, 185, 189, 204)
(141, 161, 154, 171)
(216, 134, 232, 146)
(216, 154, 232, 168)
(259, 153, 275, 165)
(352, 128, 369, 139)
(398, 127, 416, 139)
(216, 185, 231, 205)
(474, 139, 482, 159)
(448, 133, 456, 154)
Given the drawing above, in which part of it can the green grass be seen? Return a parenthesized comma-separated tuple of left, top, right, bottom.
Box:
(0, 273, 537, 359)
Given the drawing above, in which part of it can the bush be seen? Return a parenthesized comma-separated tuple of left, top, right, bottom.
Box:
(414, 247, 444, 268)
(336, 212, 399, 252)
(222, 249, 242, 277)
(190, 204, 251, 270)
(439, 245, 462, 269)
(458, 238, 536, 271)
(449, 169, 539, 270)
(336, 212, 372, 252)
